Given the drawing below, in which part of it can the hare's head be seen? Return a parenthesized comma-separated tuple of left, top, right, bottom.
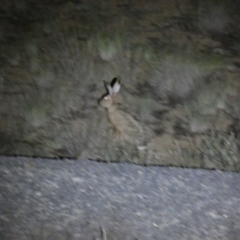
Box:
(99, 77, 121, 109)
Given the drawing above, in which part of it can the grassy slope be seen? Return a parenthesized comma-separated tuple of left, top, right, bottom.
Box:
(0, 0, 240, 171)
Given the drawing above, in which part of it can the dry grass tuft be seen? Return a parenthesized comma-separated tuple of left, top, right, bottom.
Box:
(149, 55, 203, 101)
(197, 1, 231, 34)
(184, 73, 235, 132)
(196, 130, 240, 171)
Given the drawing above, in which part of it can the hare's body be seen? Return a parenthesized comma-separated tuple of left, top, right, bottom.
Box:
(100, 78, 143, 144)
(107, 105, 142, 142)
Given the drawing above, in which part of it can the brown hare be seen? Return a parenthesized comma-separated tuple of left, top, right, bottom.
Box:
(99, 77, 143, 144)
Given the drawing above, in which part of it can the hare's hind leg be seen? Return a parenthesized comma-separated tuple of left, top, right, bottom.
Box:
(113, 127, 122, 143)
(112, 125, 128, 143)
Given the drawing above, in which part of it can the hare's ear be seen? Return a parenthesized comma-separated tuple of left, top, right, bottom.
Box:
(111, 77, 121, 94)
(103, 80, 113, 95)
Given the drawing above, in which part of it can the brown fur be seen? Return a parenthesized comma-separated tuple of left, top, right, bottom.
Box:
(99, 78, 143, 144)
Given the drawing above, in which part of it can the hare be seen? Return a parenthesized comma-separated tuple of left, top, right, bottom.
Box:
(99, 77, 143, 144)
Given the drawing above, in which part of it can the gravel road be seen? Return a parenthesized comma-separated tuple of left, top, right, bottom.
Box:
(0, 156, 240, 240)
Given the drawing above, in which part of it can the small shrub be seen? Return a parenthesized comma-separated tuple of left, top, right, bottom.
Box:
(89, 32, 154, 90)
(90, 32, 126, 61)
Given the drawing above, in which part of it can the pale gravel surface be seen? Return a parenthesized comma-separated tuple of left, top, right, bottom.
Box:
(0, 156, 240, 240)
